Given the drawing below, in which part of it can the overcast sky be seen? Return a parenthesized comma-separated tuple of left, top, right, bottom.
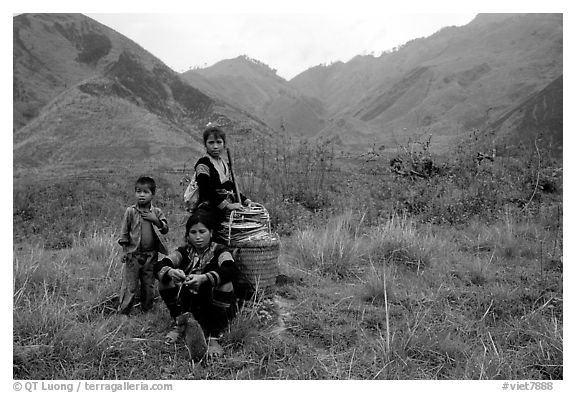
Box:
(87, 13, 477, 80)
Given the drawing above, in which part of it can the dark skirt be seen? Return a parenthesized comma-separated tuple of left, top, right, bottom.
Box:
(159, 279, 237, 337)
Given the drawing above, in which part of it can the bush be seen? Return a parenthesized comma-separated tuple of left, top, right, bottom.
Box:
(234, 135, 338, 214)
(358, 130, 562, 226)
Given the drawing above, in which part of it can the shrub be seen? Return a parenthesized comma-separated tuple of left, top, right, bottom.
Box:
(358, 130, 561, 227)
(77, 32, 112, 64)
(234, 135, 338, 214)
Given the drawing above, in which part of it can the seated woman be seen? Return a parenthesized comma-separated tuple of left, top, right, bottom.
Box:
(153, 210, 240, 361)
(193, 125, 252, 228)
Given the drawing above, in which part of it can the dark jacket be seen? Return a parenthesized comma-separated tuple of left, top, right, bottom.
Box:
(194, 156, 247, 212)
(117, 204, 169, 255)
(154, 242, 241, 335)
(154, 242, 238, 290)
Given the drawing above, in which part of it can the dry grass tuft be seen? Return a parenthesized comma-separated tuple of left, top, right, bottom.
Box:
(288, 210, 366, 278)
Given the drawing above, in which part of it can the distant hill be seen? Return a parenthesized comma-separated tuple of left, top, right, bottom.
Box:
(184, 55, 285, 114)
(289, 13, 562, 151)
(13, 13, 274, 172)
(182, 56, 326, 137)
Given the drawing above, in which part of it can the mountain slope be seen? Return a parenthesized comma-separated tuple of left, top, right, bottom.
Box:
(182, 56, 326, 136)
(490, 75, 562, 155)
(13, 13, 274, 172)
(290, 13, 562, 150)
(13, 13, 168, 131)
(13, 74, 208, 171)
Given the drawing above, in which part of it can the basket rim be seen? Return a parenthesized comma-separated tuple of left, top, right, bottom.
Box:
(228, 237, 281, 248)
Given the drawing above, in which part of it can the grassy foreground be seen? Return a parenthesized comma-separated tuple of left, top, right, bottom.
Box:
(13, 134, 563, 379)
(13, 209, 562, 379)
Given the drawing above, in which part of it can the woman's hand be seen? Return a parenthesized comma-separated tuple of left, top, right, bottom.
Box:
(226, 202, 244, 211)
(184, 274, 208, 294)
(167, 268, 186, 283)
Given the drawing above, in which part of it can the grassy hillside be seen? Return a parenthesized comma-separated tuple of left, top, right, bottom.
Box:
(13, 13, 277, 171)
(13, 13, 170, 131)
(13, 134, 562, 380)
(13, 85, 204, 171)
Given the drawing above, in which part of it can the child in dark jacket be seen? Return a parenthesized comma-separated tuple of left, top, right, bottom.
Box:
(117, 176, 169, 314)
(193, 125, 252, 225)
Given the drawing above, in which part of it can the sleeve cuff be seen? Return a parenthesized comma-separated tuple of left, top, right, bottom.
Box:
(159, 220, 169, 233)
(158, 266, 172, 282)
(217, 199, 230, 210)
(205, 272, 220, 287)
(217, 251, 234, 266)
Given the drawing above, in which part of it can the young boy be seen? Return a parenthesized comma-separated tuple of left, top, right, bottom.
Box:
(117, 176, 169, 314)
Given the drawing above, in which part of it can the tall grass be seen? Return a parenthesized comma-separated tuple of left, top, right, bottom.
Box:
(288, 210, 366, 278)
(288, 210, 456, 285)
(13, 230, 124, 374)
(367, 213, 445, 272)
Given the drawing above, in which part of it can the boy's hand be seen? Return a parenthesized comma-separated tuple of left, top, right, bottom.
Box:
(140, 210, 161, 227)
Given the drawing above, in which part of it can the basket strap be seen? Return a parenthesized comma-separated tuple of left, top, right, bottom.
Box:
(227, 210, 236, 246)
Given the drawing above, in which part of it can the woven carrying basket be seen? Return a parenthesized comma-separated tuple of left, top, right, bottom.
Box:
(231, 235, 280, 291)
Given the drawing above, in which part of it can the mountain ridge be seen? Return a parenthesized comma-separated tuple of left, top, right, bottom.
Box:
(303, 14, 561, 151)
(13, 12, 563, 174)
(182, 13, 561, 153)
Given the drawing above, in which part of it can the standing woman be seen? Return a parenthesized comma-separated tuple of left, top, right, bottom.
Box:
(193, 125, 252, 227)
